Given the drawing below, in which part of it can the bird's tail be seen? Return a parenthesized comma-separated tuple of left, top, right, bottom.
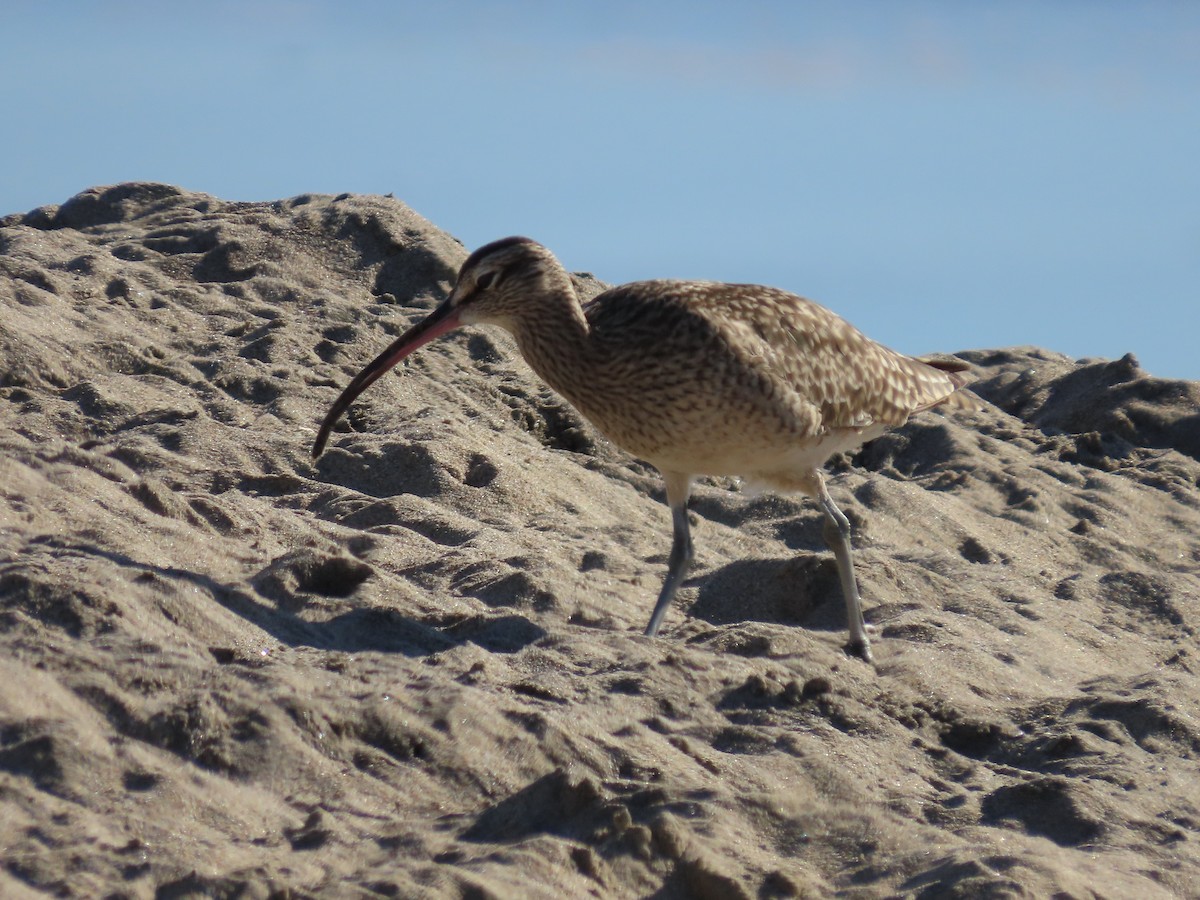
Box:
(916, 355, 985, 413)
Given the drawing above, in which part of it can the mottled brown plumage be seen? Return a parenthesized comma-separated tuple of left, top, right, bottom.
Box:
(314, 236, 978, 662)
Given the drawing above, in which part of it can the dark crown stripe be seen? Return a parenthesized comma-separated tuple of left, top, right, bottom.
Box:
(462, 235, 537, 270)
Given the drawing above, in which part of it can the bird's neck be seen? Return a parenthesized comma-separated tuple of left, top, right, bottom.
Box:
(509, 275, 594, 401)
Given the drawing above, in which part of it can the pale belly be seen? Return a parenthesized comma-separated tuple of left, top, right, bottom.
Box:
(650, 423, 888, 487)
(585, 392, 890, 495)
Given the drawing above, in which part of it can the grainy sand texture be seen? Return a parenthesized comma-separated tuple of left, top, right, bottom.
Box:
(2, 183, 1199, 898)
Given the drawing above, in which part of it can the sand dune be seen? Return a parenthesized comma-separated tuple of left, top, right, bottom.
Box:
(2, 183, 1198, 897)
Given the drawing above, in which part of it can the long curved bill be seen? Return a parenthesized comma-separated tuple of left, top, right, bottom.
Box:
(312, 300, 463, 458)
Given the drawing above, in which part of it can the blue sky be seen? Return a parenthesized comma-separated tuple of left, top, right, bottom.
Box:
(3, 1, 1197, 378)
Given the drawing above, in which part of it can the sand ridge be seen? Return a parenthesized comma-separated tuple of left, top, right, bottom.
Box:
(1, 183, 1198, 897)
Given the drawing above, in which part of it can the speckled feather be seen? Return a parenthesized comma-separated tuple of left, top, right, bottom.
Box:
(456, 242, 975, 485)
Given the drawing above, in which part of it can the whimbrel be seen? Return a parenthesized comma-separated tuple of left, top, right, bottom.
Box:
(313, 237, 976, 661)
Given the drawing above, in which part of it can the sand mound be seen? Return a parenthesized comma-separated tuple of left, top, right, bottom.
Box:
(2, 184, 1198, 897)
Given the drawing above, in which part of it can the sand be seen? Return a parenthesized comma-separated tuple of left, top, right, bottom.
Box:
(2, 183, 1198, 898)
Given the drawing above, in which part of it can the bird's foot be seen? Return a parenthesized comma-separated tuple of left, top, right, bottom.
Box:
(845, 636, 875, 665)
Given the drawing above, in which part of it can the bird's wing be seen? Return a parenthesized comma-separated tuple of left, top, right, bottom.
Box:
(582, 282, 970, 439)
(678, 284, 969, 431)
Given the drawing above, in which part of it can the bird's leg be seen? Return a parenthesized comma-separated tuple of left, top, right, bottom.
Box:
(644, 472, 694, 637)
(815, 474, 874, 663)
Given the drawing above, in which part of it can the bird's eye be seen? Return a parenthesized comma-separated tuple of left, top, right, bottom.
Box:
(476, 271, 498, 291)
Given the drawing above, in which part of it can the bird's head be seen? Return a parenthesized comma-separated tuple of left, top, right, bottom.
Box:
(311, 236, 563, 458)
(446, 236, 567, 329)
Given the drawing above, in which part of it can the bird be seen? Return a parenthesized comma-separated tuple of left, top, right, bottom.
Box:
(313, 236, 977, 662)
